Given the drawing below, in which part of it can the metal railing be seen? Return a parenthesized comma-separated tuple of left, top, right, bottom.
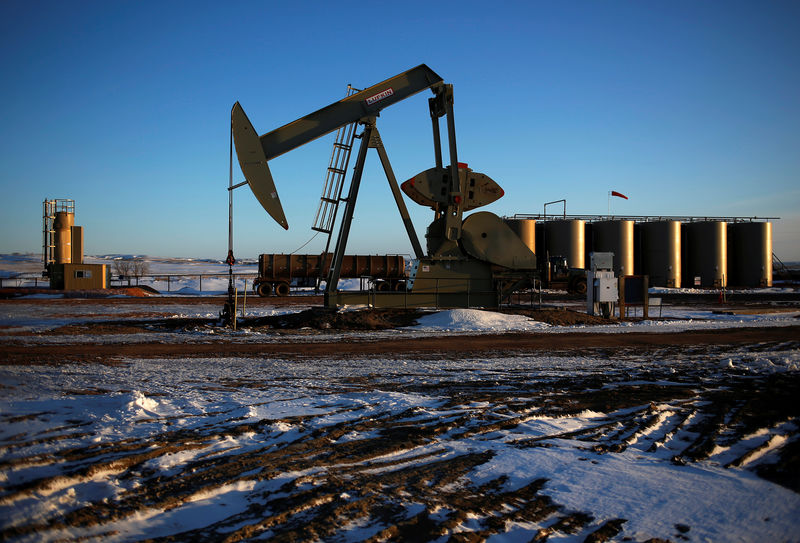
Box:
(0, 274, 50, 288)
(509, 213, 779, 223)
(337, 274, 542, 309)
(4, 272, 545, 305)
(110, 273, 258, 293)
(0, 273, 260, 292)
(354, 278, 494, 309)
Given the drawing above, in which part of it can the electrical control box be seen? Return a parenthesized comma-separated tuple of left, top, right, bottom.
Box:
(590, 252, 614, 271)
(592, 270, 619, 302)
(587, 252, 618, 317)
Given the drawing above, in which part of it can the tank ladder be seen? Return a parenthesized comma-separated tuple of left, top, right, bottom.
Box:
(312, 85, 360, 289)
(42, 199, 74, 276)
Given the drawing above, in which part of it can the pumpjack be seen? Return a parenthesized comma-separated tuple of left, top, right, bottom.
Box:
(230, 64, 536, 309)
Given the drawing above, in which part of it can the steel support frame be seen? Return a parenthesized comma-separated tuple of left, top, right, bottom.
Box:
(324, 92, 464, 306)
(442, 86, 463, 241)
(371, 127, 424, 259)
(325, 118, 426, 301)
(428, 85, 462, 238)
(326, 119, 375, 295)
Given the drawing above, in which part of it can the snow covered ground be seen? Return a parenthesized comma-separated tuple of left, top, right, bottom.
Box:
(410, 306, 800, 335)
(1, 351, 799, 542)
(2, 299, 799, 342)
(1, 255, 799, 541)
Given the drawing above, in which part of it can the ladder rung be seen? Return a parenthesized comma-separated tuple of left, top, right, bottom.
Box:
(333, 142, 351, 150)
(328, 167, 346, 175)
(320, 197, 337, 204)
(312, 226, 332, 234)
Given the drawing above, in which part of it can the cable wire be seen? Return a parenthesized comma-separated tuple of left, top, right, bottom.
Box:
(290, 231, 320, 255)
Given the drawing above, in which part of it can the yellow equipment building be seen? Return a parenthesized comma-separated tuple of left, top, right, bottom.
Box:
(43, 198, 109, 290)
(48, 262, 108, 290)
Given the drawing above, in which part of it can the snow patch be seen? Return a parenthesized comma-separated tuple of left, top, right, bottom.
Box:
(412, 309, 551, 332)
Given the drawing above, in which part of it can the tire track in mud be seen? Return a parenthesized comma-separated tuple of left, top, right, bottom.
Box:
(1, 342, 799, 541)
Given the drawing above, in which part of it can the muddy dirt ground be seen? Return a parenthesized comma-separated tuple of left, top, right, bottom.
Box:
(1, 294, 798, 364)
(1, 294, 799, 541)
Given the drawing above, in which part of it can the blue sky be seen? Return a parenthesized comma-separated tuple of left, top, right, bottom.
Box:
(1, 0, 798, 260)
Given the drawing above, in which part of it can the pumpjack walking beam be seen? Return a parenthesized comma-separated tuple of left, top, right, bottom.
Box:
(230, 64, 465, 301)
(256, 65, 445, 161)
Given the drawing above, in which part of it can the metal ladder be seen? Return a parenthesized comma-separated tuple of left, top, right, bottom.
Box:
(42, 199, 74, 272)
(311, 85, 360, 238)
(312, 85, 360, 289)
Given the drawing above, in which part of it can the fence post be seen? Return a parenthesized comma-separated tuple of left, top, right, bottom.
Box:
(242, 279, 247, 316)
(199, 275, 202, 292)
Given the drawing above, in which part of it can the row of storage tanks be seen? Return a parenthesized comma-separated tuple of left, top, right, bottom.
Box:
(504, 218, 773, 288)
